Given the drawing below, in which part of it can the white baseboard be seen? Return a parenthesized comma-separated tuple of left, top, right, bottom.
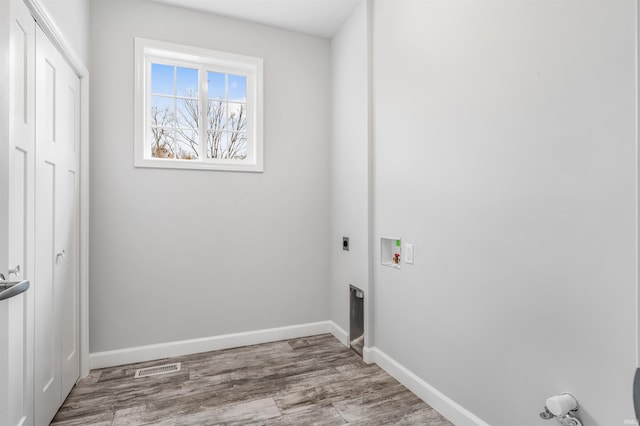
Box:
(90, 321, 337, 370)
(362, 346, 375, 364)
(368, 347, 489, 426)
(329, 321, 349, 347)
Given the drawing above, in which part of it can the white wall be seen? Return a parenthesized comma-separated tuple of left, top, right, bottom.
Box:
(330, 0, 370, 339)
(38, 0, 90, 65)
(372, 1, 637, 425)
(89, 0, 331, 352)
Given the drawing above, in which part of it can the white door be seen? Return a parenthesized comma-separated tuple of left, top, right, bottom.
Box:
(34, 24, 80, 426)
(2, 0, 36, 425)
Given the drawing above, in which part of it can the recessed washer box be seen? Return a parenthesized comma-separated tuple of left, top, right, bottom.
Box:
(381, 237, 401, 268)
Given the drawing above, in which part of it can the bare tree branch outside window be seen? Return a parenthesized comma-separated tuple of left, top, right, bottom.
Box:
(150, 105, 176, 159)
(176, 90, 200, 159)
(149, 66, 248, 161)
(207, 101, 247, 160)
(150, 90, 200, 160)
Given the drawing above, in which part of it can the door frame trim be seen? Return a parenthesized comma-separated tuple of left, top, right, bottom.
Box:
(24, 0, 90, 378)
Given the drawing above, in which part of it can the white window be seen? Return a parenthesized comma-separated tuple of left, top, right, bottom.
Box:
(134, 38, 263, 172)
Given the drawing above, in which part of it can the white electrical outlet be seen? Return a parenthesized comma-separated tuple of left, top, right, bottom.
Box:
(405, 244, 414, 264)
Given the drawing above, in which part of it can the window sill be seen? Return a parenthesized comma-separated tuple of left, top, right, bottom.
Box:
(134, 157, 263, 173)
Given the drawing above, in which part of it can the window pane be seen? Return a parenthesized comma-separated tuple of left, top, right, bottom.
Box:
(176, 67, 198, 98)
(207, 131, 247, 159)
(207, 100, 226, 131)
(207, 72, 225, 100)
(228, 74, 246, 102)
(150, 127, 175, 158)
(228, 132, 247, 159)
(151, 64, 174, 95)
(175, 129, 199, 160)
(227, 103, 247, 132)
(151, 96, 175, 127)
(177, 98, 199, 129)
(207, 130, 224, 159)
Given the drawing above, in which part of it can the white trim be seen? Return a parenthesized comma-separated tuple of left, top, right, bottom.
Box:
(78, 72, 90, 378)
(23, 0, 90, 378)
(635, 0, 639, 370)
(90, 321, 338, 369)
(362, 346, 375, 364)
(330, 321, 349, 347)
(368, 347, 490, 426)
(23, 0, 87, 77)
(365, 0, 375, 355)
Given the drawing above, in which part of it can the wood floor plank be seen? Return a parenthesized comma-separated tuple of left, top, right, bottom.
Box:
(265, 404, 346, 426)
(51, 334, 453, 425)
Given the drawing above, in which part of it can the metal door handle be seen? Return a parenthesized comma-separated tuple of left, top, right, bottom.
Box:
(56, 250, 66, 261)
(8, 264, 20, 278)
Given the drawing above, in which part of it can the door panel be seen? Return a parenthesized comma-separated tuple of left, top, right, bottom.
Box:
(58, 39, 80, 403)
(35, 24, 80, 426)
(7, 148, 28, 426)
(12, 20, 27, 126)
(35, 159, 58, 425)
(43, 60, 56, 142)
(6, 295, 27, 426)
(60, 168, 79, 397)
(4, 0, 36, 424)
(8, 148, 26, 283)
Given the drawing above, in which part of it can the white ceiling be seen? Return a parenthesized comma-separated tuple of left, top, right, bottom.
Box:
(148, 0, 362, 38)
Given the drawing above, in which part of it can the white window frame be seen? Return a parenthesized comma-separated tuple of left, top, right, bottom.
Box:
(134, 38, 264, 172)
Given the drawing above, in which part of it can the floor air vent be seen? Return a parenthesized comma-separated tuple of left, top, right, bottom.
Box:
(134, 362, 181, 378)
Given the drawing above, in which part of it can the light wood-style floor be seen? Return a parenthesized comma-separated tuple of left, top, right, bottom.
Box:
(51, 334, 453, 425)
